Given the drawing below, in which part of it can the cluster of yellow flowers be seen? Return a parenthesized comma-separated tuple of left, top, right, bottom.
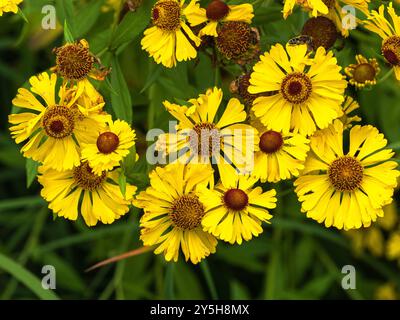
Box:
(9, 40, 137, 227)
(6, 0, 400, 265)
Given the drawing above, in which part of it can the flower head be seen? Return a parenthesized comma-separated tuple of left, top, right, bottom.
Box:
(198, 165, 277, 244)
(0, 0, 22, 16)
(81, 119, 136, 175)
(295, 120, 400, 230)
(9, 72, 110, 171)
(250, 115, 310, 183)
(364, 2, 400, 80)
(52, 40, 110, 86)
(38, 162, 137, 226)
(156, 87, 258, 178)
(134, 163, 217, 264)
(185, 0, 254, 37)
(141, 0, 201, 68)
(248, 43, 347, 136)
(345, 54, 380, 89)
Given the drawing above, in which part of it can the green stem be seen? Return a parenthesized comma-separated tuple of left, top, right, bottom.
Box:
(200, 260, 218, 300)
(378, 68, 394, 84)
(164, 263, 175, 300)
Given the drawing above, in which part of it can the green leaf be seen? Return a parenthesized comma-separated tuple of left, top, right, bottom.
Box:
(74, 0, 104, 38)
(64, 20, 75, 43)
(17, 8, 29, 23)
(110, 56, 133, 123)
(26, 158, 39, 188)
(58, 0, 76, 40)
(118, 170, 127, 197)
(122, 145, 137, 176)
(110, 0, 156, 51)
(0, 252, 60, 300)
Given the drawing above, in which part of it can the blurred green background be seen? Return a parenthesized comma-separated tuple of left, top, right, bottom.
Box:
(0, 0, 400, 300)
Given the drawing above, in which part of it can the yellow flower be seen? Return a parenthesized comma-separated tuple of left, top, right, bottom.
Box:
(387, 231, 400, 261)
(375, 283, 398, 300)
(134, 163, 217, 264)
(156, 87, 258, 180)
(0, 0, 22, 16)
(283, 0, 327, 19)
(9, 72, 110, 171)
(364, 2, 400, 80)
(81, 120, 136, 176)
(185, 0, 253, 37)
(38, 162, 137, 226)
(345, 55, 380, 89)
(283, 0, 370, 36)
(248, 43, 347, 136)
(141, 0, 201, 68)
(250, 114, 310, 183)
(378, 202, 398, 231)
(52, 39, 110, 89)
(294, 120, 399, 230)
(339, 95, 361, 129)
(198, 165, 277, 244)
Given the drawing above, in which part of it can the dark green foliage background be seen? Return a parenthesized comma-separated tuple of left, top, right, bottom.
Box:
(0, 0, 399, 300)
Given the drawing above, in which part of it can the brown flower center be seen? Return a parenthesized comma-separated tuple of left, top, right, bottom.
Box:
(301, 16, 338, 50)
(224, 189, 249, 211)
(97, 132, 120, 154)
(206, 0, 230, 21)
(281, 72, 312, 104)
(43, 105, 75, 139)
(216, 21, 252, 60)
(189, 122, 220, 157)
(170, 195, 205, 229)
(352, 63, 376, 83)
(328, 156, 364, 192)
(54, 43, 94, 81)
(73, 162, 106, 190)
(259, 130, 284, 154)
(322, 0, 335, 9)
(382, 36, 400, 66)
(151, 0, 181, 31)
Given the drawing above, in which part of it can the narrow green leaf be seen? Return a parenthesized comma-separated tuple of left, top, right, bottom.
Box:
(64, 20, 75, 43)
(74, 0, 104, 38)
(110, 56, 133, 124)
(26, 158, 39, 188)
(0, 252, 60, 300)
(118, 170, 127, 197)
(110, 0, 156, 51)
(17, 8, 29, 23)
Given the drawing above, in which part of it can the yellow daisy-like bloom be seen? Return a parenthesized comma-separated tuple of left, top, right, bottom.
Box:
(38, 162, 137, 226)
(0, 0, 22, 16)
(345, 55, 380, 89)
(283, 0, 370, 36)
(81, 120, 136, 176)
(9, 72, 110, 171)
(198, 165, 277, 244)
(185, 0, 253, 37)
(248, 43, 347, 136)
(294, 120, 400, 230)
(364, 2, 400, 80)
(156, 87, 258, 179)
(134, 163, 217, 264)
(250, 114, 310, 183)
(339, 95, 361, 129)
(141, 0, 201, 68)
(52, 40, 110, 90)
